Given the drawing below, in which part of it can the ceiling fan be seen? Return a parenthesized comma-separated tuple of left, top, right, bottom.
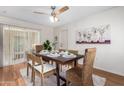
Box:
(33, 6, 69, 23)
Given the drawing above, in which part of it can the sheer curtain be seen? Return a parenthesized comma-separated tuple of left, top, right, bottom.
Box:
(3, 25, 40, 66)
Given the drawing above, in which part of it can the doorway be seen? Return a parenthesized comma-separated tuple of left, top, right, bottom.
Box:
(59, 29, 68, 49)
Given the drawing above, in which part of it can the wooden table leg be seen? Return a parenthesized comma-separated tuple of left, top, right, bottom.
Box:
(56, 63, 60, 86)
(74, 60, 77, 67)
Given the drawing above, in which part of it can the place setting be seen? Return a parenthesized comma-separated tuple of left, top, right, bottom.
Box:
(39, 50, 77, 58)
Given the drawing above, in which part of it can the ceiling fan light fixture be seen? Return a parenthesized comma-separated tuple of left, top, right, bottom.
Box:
(33, 6, 69, 23)
(49, 16, 59, 23)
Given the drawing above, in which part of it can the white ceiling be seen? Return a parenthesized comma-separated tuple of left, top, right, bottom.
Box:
(0, 6, 116, 27)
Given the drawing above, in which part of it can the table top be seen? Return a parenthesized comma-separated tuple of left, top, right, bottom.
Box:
(33, 52, 84, 65)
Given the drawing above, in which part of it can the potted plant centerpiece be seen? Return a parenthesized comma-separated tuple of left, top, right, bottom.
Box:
(43, 40, 52, 51)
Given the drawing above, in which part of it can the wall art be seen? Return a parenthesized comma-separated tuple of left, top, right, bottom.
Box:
(76, 24, 111, 44)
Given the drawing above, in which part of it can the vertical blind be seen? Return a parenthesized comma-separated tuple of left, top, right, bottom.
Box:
(3, 25, 40, 66)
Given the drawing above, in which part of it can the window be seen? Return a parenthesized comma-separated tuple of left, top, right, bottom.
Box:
(3, 25, 40, 66)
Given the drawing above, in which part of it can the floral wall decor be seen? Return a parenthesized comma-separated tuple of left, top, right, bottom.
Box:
(76, 24, 111, 44)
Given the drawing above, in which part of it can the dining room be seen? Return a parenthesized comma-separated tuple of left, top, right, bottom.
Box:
(0, 6, 124, 86)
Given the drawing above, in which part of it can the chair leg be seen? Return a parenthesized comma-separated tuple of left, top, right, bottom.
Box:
(32, 69, 35, 86)
(41, 75, 44, 86)
(27, 64, 29, 76)
(70, 63, 73, 68)
(60, 65, 62, 72)
(31, 67, 33, 82)
(67, 64, 70, 68)
(51, 61, 53, 65)
(66, 79, 69, 86)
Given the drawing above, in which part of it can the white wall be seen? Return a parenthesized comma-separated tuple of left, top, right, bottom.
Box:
(40, 27, 54, 44)
(54, 7, 124, 76)
(0, 15, 54, 67)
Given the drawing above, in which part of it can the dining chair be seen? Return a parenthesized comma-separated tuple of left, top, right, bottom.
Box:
(68, 50, 78, 55)
(35, 45, 44, 53)
(66, 48, 96, 86)
(59, 49, 78, 55)
(67, 50, 78, 68)
(32, 55, 56, 85)
(26, 53, 40, 82)
(35, 44, 52, 64)
(59, 49, 66, 52)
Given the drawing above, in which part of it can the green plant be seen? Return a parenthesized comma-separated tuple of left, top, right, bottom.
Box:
(43, 40, 52, 51)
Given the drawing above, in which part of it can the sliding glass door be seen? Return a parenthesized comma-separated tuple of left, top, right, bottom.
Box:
(3, 25, 40, 66)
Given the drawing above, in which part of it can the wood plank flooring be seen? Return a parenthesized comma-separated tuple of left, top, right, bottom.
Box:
(0, 63, 124, 86)
(93, 68, 124, 85)
(0, 63, 26, 86)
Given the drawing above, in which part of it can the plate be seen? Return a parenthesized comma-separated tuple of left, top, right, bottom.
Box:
(39, 50, 49, 55)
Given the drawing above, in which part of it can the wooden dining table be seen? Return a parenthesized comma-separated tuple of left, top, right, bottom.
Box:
(33, 52, 84, 86)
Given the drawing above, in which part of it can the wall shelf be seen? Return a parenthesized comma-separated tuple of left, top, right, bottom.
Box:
(76, 40, 111, 44)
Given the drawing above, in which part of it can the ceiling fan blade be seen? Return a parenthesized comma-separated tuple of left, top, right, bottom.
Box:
(55, 6, 69, 15)
(33, 11, 50, 15)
